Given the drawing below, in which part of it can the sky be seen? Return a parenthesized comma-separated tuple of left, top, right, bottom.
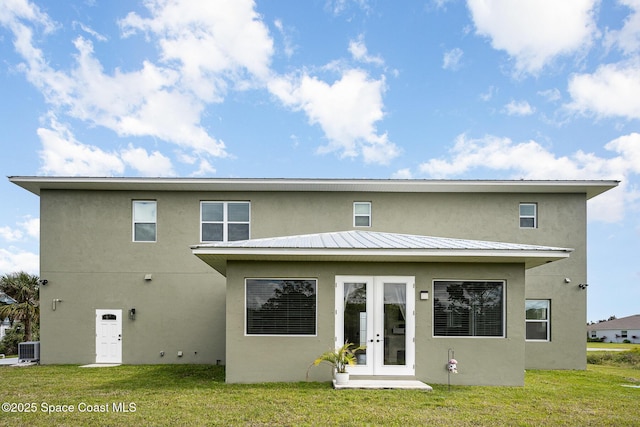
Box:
(0, 0, 639, 323)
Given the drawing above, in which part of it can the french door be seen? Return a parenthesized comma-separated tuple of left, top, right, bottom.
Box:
(335, 276, 415, 376)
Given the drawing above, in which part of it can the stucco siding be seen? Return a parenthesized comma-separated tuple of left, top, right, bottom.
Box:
(225, 261, 526, 386)
(35, 184, 588, 376)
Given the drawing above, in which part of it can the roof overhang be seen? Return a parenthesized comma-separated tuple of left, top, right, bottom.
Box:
(191, 231, 573, 276)
(192, 248, 572, 276)
(9, 177, 619, 200)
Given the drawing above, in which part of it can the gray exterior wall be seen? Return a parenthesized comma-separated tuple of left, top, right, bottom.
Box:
(226, 261, 525, 386)
(37, 185, 587, 380)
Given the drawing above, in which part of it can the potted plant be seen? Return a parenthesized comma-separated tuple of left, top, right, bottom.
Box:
(308, 342, 365, 385)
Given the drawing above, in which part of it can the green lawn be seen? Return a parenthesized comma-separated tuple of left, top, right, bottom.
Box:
(587, 342, 640, 350)
(1, 363, 638, 426)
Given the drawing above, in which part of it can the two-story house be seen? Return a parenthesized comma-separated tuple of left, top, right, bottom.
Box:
(10, 177, 617, 386)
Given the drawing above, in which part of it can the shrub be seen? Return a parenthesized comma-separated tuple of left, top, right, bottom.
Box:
(623, 339, 631, 344)
(0, 324, 24, 355)
(587, 348, 640, 368)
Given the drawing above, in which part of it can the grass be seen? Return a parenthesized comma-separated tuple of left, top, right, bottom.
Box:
(587, 342, 640, 350)
(1, 362, 639, 426)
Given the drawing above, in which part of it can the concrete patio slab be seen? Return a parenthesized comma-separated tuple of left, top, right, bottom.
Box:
(332, 379, 433, 390)
(79, 363, 121, 368)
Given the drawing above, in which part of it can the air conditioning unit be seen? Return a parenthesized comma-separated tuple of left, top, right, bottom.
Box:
(18, 341, 40, 362)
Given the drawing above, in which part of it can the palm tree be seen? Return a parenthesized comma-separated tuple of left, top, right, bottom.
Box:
(0, 272, 40, 342)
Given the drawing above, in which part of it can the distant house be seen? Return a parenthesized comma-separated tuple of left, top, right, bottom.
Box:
(0, 292, 16, 340)
(10, 177, 618, 386)
(587, 315, 640, 343)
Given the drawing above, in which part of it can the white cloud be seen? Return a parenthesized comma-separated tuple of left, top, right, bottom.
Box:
(120, 145, 176, 177)
(419, 132, 640, 222)
(327, 0, 371, 16)
(467, 0, 598, 75)
(0, 247, 39, 275)
(0, 227, 23, 242)
(0, 217, 38, 243)
(391, 168, 413, 179)
(19, 217, 39, 239)
(566, 61, 640, 120)
(349, 34, 384, 66)
(191, 159, 217, 177)
(503, 100, 535, 116)
(480, 85, 496, 101)
(38, 119, 125, 176)
(274, 19, 295, 58)
(3, 0, 278, 172)
(538, 88, 562, 102)
(604, 0, 640, 56)
(120, 0, 274, 99)
(442, 48, 463, 70)
(0, 0, 55, 32)
(268, 69, 399, 164)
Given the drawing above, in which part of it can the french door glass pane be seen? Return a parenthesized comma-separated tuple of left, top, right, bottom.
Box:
(343, 283, 367, 365)
(383, 283, 406, 366)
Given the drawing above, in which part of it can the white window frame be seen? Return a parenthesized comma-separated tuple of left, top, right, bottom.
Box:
(432, 280, 506, 338)
(519, 203, 537, 228)
(525, 299, 550, 342)
(200, 201, 250, 242)
(132, 200, 157, 242)
(353, 202, 372, 227)
(244, 278, 318, 337)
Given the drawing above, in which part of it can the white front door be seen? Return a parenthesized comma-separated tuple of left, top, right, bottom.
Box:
(95, 309, 122, 364)
(335, 276, 415, 376)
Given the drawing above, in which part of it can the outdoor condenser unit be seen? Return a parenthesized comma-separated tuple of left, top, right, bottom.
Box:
(18, 341, 40, 362)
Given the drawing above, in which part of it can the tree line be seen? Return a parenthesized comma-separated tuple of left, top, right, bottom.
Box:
(0, 272, 40, 355)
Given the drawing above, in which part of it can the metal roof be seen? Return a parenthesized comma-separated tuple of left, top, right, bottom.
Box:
(9, 176, 619, 200)
(192, 230, 573, 275)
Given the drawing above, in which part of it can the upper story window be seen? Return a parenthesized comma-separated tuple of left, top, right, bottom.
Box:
(526, 299, 550, 341)
(133, 201, 157, 242)
(354, 202, 371, 227)
(201, 201, 250, 242)
(519, 203, 537, 228)
(433, 280, 505, 337)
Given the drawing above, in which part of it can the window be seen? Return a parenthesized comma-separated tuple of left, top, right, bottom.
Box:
(354, 202, 371, 227)
(433, 281, 504, 337)
(526, 300, 550, 341)
(133, 201, 156, 242)
(201, 201, 250, 242)
(245, 279, 317, 335)
(621, 330, 628, 338)
(519, 203, 537, 228)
